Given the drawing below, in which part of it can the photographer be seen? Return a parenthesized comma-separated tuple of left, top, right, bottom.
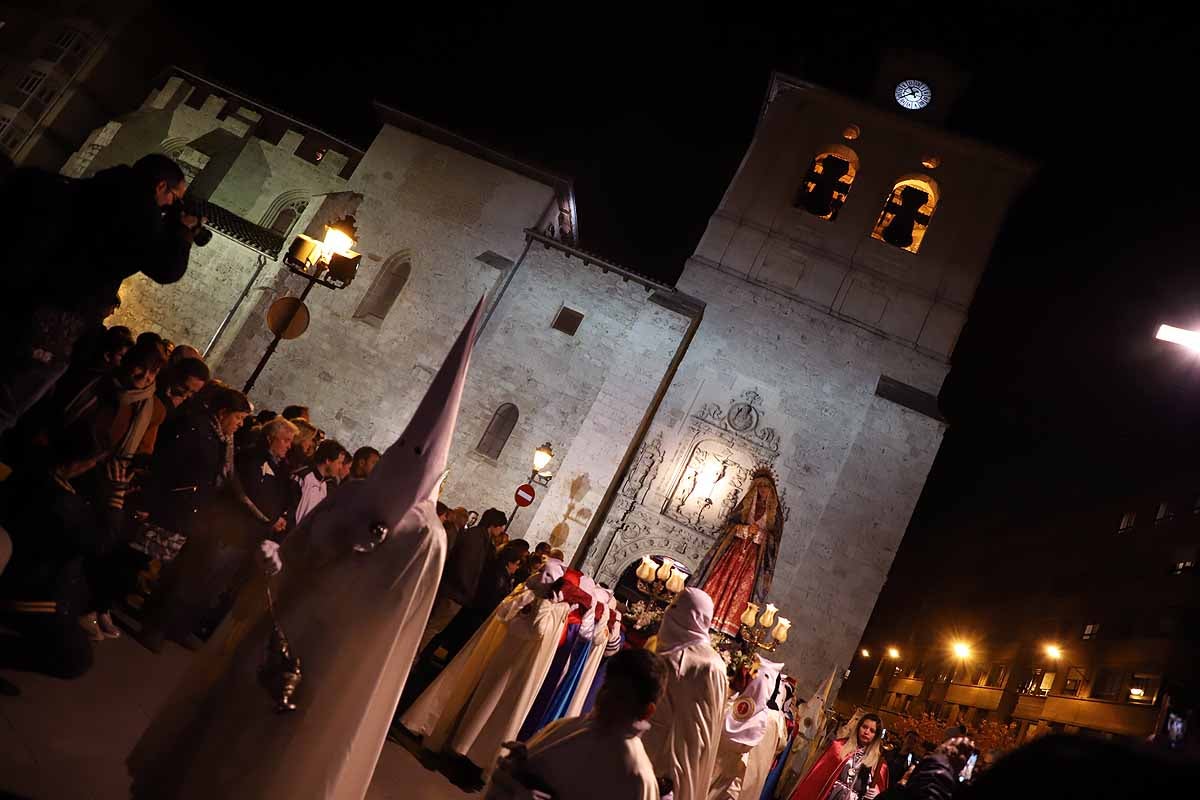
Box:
(0, 154, 205, 435)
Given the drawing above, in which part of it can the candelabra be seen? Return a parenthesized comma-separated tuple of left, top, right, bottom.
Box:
(635, 556, 686, 604)
(737, 602, 792, 652)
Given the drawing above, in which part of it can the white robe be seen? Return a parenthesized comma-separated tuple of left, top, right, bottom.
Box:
(485, 712, 659, 800)
(642, 642, 728, 800)
(128, 488, 446, 799)
(564, 611, 612, 718)
(740, 709, 787, 800)
(401, 593, 570, 773)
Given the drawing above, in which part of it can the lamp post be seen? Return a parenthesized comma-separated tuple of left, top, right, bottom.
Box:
(508, 442, 555, 528)
(242, 216, 362, 394)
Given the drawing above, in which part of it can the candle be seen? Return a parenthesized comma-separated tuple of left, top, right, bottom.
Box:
(771, 618, 791, 643)
(636, 557, 656, 582)
(656, 559, 674, 582)
(666, 570, 686, 594)
(759, 603, 778, 629)
(740, 602, 760, 628)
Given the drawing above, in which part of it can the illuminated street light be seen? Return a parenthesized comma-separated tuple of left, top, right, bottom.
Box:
(887, 647, 901, 659)
(861, 649, 871, 658)
(952, 641, 971, 660)
(1156, 324, 1200, 352)
(1045, 644, 1063, 660)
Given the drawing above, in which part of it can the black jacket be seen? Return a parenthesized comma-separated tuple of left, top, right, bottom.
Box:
(146, 410, 226, 535)
(236, 445, 295, 530)
(469, 554, 515, 613)
(439, 525, 493, 605)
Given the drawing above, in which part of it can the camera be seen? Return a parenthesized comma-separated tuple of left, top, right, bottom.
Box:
(167, 198, 212, 247)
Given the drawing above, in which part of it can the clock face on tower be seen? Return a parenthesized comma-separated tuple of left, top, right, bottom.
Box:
(895, 79, 932, 110)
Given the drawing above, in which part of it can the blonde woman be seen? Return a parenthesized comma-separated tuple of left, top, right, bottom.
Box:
(787, 712, 889, 800)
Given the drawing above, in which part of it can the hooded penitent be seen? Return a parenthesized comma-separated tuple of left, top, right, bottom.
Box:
(128, 298, 485, 800)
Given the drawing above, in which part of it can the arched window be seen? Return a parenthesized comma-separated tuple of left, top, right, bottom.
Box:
(268, 199, 308, 236)
(476, 403, 519, 459)
(871, 176, 939, 253)
(794, 146, 859, 221)
(353, 252, 411, 328)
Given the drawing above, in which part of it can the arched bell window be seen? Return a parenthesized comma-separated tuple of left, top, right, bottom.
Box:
(794, 146, 859, 221)
(871, 176, 939, 253)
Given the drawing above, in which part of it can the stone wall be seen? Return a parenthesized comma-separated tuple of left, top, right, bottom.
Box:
(442, 243, 694, 541)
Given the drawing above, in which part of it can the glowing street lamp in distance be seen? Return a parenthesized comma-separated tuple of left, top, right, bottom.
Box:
(887, 647, 901, 659)
(1156, 324, 1200, 351)
(952, 641, 971, 660)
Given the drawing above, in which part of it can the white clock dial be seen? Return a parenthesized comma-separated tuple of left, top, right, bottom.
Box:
(895, 79, 932, 110)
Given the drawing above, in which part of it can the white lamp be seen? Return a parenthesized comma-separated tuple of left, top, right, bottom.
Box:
(740, 602, 760, 628)
(759, 603, 778, 629)
(771, 618, 791, 643)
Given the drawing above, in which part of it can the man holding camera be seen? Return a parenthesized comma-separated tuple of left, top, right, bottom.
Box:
(0, 153, 205, 435)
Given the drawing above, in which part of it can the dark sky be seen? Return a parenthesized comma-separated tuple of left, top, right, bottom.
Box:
(166, 3, 1200, 545)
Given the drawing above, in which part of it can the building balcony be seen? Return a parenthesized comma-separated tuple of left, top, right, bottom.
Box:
(1039, 695, 1161, 737)
(944, 682, 1004, 711)
(1012, 694, 1046, 721)
(890, 677, 925, 697)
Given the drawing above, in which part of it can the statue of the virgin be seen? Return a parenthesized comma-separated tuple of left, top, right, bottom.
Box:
(690, 465, 784, 636)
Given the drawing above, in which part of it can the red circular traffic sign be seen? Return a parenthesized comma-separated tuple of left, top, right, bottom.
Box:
(514, 484, 536, 507)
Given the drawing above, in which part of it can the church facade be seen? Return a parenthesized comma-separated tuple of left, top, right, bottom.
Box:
(62, 57, 1031, 693)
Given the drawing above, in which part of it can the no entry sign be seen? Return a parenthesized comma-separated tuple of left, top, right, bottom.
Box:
(514, 484, 536, 507)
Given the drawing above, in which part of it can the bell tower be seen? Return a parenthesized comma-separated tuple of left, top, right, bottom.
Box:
(584, 61, 1033, 694)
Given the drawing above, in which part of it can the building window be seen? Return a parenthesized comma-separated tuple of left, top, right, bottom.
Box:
(352, 253, 410, 328)
(552, 306, 584, 336)
(1128, 673, 1161, 705)
(985, 663, 1009, 688)
(871, 177, 938, 253)
(268, 199, 308, 237)
(0, 116, 29, 156)
(1170, 559, 1195, 575)
(1061, 666, 1086, 696)
(1020, 668, 1056, 697)
(1090, 668, 1121, 701)
(1117, 511, 1136, 533)
(42, 27, 94, 71)
(794, 148, 859, 221)
(1155, 502, 1173, 525)
(16, 70, 46, 97)
(1082, 623, 1101, 640)
(476, 250, 514, 271)
(476, 403, 518, 460)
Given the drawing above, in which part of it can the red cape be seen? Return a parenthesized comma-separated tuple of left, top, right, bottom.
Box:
(789, 737, 889, 800)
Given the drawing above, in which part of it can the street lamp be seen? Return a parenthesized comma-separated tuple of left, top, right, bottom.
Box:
(861, 649, 871, 658)
(1156, 323, 1200, 352)
(1045, 644, 1062, 660)
(509, 442, 556, 528)
(952, 641, 971, 660)
(887, 647, 901, 660)
(243, 216, 362, 394)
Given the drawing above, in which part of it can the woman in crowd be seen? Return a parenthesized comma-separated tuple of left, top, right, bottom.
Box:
(788, 712, 889, 800)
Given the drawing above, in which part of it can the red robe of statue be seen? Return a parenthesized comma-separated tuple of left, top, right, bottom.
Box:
(788, 737, 889, 800)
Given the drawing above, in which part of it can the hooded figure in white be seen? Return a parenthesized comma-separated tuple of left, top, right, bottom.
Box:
(642, 587, 729, 800)
(127, 298, 485, 800)
(707, 657, 787, 800)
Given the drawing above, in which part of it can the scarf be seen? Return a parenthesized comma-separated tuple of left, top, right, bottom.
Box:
(61, 375, 156, 510)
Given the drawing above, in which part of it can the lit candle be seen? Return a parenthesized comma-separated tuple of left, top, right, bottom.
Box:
(656, 559, 674, 582)
(666, 570, 686, 594)
(771, 618, 791, 643)
(740, 602, 760, 628)
(636, 557, 656, 582)
(759, 603, 778, 629)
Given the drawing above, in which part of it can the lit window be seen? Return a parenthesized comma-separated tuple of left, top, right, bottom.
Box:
(1128, 673, 1161, 705)
(476, 403, 518, 460)
(1171, 560, 1195, 575)
(1082, 623, 1101, 640)
(552, 307, 584, 336)
(1155, 502, 1173, 525)
(794, 149, 859, 221)
(871, 177, 938, 253)
(1020, 668, 1055, 697)
(1062, 667, 1086, 696)
(1117, 511, 1136, 533)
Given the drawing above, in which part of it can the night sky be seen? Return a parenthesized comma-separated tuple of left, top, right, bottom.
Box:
(165, 4, 1200, 563)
